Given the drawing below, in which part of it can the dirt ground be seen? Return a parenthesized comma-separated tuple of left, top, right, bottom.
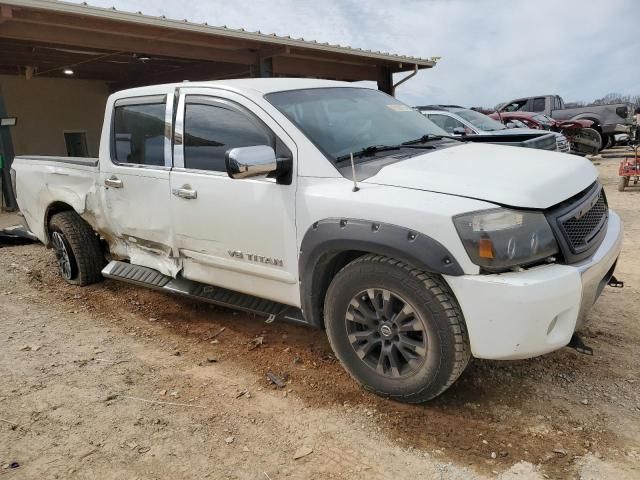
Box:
(1, 157, 639, 480)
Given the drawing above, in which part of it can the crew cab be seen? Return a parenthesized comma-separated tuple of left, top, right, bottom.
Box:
(11, 79, 623, 403)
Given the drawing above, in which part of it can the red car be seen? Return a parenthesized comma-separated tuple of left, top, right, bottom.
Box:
(489, 111, 601, 156)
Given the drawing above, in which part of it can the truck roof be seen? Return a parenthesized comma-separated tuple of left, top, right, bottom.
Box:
(112, 78, 360, 99)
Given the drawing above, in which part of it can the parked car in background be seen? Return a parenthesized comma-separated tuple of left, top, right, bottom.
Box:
(417, 105, 570, 153)
(489, 111, 602, 156)
(496, 94, 631, 149)
(11, 79, 623, 403)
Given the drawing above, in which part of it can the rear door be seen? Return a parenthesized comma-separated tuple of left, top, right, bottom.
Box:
(99, 92, 178, 275)
(170, 87, 299, 305)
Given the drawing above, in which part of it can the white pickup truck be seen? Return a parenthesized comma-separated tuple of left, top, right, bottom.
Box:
(11, 79, 623, 402)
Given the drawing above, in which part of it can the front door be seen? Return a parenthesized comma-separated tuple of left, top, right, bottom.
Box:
(170, 88, 299, 305)
(99, 92, 178, 276)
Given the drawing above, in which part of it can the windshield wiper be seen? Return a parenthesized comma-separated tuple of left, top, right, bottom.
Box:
(335, 144, 401, 163)
(402, 133, 466, 146)
(401, 134, 444, 145)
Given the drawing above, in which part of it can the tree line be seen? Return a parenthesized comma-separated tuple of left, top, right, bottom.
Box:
(564, 93, 640, 110)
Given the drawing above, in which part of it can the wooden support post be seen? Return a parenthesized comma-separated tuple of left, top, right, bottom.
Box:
(377, 67, 393, 96)
(258, 57, 273, 78)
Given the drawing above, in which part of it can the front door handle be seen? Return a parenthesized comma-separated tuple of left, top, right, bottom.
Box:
(172, 185, 197, 199)
(105, 176, 123, 188)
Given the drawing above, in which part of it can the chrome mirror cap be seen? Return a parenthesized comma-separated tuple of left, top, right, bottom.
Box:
(225, 145, 277, 180)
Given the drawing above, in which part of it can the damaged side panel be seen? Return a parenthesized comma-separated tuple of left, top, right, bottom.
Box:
(13, 157, 181, 279)
(13, 159, 98, 243)
(97, 166, 179, 278)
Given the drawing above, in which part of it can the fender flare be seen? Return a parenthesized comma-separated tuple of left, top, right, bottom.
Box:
(42, 187, 87, 244)
(298, 218, 464, 327)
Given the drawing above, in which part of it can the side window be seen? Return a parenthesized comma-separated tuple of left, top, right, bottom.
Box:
(555, 96, 563, 110)
(113, 100, 167, 166)
(64, 131, 89, 157)
(503, 101, 526, 112)
(428, 114, 464, 134)
(183, 99, 272, 172)
(531, 97, 546, 112)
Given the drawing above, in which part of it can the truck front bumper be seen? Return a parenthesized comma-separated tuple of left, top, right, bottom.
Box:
(444, 210, 623, 360)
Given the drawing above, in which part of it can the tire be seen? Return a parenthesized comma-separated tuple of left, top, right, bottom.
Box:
(618, 176, 629, 192)
(572, 128, 601, 156)
(324, 254, 471, 403)
(48, 211, 105, 285)
(601, 134, 613, 151)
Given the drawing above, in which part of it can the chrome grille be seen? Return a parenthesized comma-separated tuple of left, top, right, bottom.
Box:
(559, 189, 608, 253)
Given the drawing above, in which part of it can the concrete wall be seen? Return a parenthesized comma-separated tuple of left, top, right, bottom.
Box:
(0, 75, 109, 157)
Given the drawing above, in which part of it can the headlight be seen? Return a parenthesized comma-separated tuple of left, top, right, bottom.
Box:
(453, 208, 558, 271)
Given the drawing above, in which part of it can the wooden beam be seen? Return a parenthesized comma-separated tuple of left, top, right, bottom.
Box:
(5, 8, 431, 71)
(258, 45, 290, 60)
(0, 21, 258, 65)
(109, 64, 251, 92)
(0, 5, 12, 24)
(8, 8, 258, 51)
(272, 56, 377, 81)
(287, 46, 422, 72)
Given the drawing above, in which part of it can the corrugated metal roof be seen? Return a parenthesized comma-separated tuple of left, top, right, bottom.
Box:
(1, 0, 438, 68)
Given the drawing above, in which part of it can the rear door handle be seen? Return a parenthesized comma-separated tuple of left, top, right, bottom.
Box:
(105, 176, 123, 188)
(172, 185, 197, 199)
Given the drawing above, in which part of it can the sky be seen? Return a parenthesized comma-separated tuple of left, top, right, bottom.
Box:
(76, 0, 640, 108)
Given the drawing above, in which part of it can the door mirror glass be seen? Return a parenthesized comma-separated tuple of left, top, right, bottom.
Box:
(225, 145, 277, 179)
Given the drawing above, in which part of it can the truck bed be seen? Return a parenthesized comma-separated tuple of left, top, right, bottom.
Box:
(12, 155, 100, 244)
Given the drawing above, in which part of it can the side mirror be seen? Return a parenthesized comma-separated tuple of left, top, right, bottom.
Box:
(452, 127, 467, 136)
(505, 122, 516, 128)
(225, 145, 277, 180)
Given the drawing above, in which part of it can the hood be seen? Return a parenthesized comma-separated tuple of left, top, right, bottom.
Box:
(482, 127, 555, 136)
(362, 143, 597, 209)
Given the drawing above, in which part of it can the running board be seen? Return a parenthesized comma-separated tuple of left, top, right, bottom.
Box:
(101, 261, 305, 324)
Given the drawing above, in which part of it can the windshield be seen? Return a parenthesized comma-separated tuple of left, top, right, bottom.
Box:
(265, 87, 447, 161)
(454, 109, 506, 131)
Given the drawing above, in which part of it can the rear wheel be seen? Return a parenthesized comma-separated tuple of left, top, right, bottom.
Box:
(49, 211, 105, 285)
(324, 255, 471, 403)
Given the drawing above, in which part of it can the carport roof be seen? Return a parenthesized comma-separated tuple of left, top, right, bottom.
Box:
(0, 0, 438, 89)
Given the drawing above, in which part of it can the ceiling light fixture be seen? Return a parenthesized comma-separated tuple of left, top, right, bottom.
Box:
(63, 68, 74, 75)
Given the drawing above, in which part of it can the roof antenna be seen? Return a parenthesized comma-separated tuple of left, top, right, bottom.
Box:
(349, 152, 359, 192)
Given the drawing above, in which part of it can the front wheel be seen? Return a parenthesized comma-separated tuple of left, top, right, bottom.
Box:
(324, 255, 471, 403)
(618, 176, 629, 192)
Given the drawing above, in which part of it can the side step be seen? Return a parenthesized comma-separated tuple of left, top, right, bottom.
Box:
(102, 261, 305, 324)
